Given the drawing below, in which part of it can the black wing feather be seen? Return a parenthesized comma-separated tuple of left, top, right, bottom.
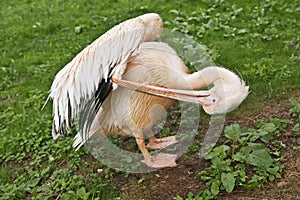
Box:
(79, 76, 113, 144)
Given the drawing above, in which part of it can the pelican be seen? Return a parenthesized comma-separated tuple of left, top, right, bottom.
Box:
(47, 13, 248, 168)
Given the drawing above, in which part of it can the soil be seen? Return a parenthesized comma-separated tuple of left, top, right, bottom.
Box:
(112, 91, 300, 200)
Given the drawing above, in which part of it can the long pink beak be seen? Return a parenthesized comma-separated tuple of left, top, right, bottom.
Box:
(111, 77, 212, 105)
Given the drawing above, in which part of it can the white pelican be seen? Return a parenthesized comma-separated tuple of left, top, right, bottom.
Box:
(47, 13, 249, 168)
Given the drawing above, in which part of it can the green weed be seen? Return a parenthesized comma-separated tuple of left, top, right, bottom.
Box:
(289, 98, 300, 121)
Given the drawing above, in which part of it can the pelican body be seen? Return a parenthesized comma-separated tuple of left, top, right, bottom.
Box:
(47, 13, 248, 168)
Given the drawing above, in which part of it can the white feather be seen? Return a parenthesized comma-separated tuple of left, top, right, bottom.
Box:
(47, 13, 163, 140)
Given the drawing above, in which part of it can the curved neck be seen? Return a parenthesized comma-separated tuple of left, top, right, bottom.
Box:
(186, 66, 224, 90)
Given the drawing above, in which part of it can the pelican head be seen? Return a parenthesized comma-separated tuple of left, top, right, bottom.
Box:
(201, 67, 249, 115)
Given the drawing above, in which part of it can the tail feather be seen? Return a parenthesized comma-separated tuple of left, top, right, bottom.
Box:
(73, 133, 85, 150)
(52, 121, 62, 139)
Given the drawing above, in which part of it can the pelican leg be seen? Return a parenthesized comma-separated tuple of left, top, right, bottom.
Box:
(136, 137, 177, 168)
(136, 137, 152, 165)
(146, 130, 177, 150)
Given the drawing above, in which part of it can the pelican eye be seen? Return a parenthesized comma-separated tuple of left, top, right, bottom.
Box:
(212, 98, 216, 103)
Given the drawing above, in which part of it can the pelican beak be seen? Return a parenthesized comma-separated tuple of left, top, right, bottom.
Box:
(111, 77, 212, 105)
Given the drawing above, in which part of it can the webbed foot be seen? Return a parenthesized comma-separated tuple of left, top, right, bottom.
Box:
(141, 153, 177, 168)
(146, 136, 177, 150)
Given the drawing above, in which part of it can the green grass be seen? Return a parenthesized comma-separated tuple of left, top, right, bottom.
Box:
(1, 0, 300, 199)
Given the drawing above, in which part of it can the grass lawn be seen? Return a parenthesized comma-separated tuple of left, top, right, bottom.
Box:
(1, 0, 299, 199)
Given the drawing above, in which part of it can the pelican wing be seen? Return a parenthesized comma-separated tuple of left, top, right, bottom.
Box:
(48, 13, 163, 139)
